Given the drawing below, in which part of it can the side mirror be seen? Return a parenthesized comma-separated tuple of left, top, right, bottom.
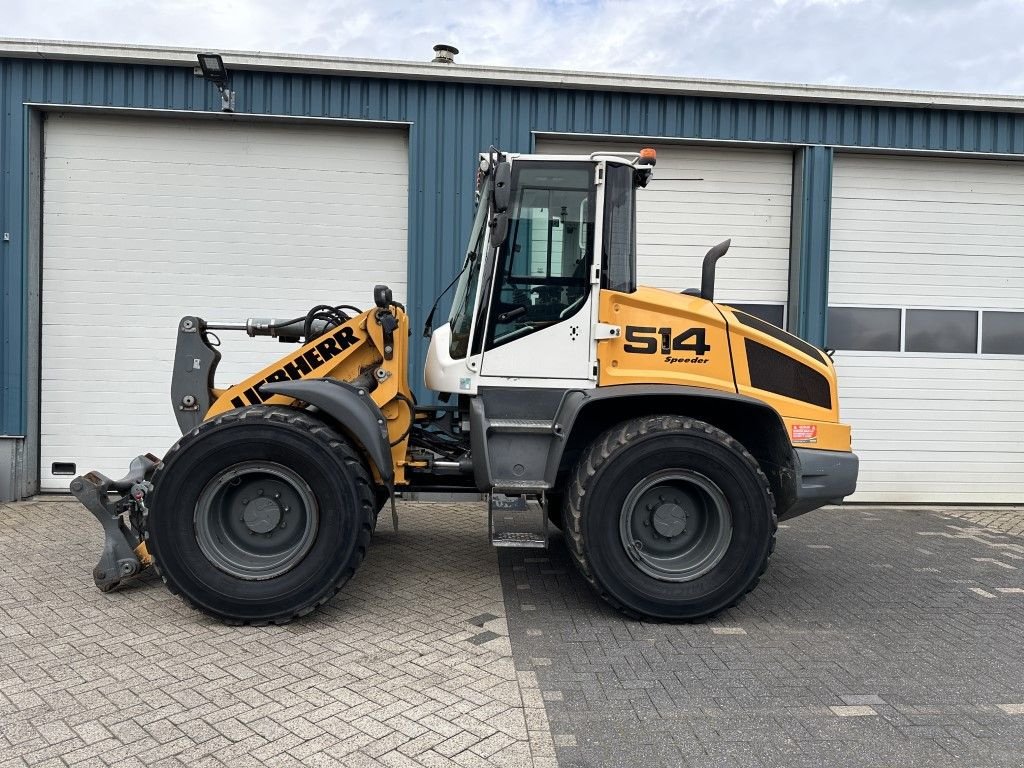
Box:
(492, 161, 512, 212)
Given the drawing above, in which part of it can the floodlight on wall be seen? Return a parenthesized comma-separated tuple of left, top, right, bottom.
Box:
(196, 52, 235, 112)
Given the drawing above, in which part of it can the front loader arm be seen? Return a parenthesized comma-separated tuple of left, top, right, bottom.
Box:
(187, 297, 414, 484)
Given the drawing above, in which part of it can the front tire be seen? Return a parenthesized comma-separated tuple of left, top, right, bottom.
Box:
(565, 416, 775, 620)
(144, 406, 375, 625)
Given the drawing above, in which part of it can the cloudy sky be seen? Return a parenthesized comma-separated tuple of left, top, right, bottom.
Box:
(3, 0, 1024, 94)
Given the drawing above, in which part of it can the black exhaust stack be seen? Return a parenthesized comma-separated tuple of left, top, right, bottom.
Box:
(700, 239, 731, 302)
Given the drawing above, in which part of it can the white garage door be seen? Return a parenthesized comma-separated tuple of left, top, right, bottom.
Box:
(537, 138, 793, 325)
(829, 153, 1024, 502)
(40, 113, 408, 491)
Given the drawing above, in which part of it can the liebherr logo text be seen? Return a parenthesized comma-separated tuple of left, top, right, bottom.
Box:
(230, 327, 359, 407)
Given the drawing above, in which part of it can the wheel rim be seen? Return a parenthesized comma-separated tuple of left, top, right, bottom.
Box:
(618, 469, 733, 582)
(194, 461, 319, 580)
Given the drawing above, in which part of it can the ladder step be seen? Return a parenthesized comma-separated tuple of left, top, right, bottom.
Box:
(491, 479, 550, 493)
(492, 532, 548, 548)
(489, 492, 549, 549)
(488, 419, 555, 434)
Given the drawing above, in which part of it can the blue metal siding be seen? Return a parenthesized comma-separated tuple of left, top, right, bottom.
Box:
(789, 146, 834, 346)
(3, 58, 1024, 433)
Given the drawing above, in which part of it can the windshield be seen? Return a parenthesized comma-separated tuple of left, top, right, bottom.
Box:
(448, 176, 493, 359)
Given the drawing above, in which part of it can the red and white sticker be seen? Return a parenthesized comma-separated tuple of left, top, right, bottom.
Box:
(791, 424, 818, 444)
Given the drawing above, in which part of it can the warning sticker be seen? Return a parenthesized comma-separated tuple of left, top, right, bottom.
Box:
(791, 424, 818, 444)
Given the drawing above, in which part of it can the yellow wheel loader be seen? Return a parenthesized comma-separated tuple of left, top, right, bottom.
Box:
(71, 147, 858, 625)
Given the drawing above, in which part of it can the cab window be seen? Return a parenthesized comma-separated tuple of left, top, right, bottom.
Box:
(484, 162, 594, 351)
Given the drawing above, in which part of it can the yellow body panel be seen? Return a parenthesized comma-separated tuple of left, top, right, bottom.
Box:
(598, 287, 735, 393)
(206, 308, 416, 484)
(598, 287, 851, 453)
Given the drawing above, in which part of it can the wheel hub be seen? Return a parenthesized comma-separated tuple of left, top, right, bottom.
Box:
(651, 502, 687, 538)
(242, 497, 282, 534)
(194, 461, 318, 580)
(619, 469, 733, 583)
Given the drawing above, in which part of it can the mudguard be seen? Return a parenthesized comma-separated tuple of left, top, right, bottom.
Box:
(260, 379, 394, 484)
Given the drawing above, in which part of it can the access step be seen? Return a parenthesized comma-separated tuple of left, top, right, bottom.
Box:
(489, 492, 548, 549)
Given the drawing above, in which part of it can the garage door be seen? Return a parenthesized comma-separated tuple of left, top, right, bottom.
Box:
(537, 139, 793, 325)
(829, 153, 1024, 502)
(40, 113, 408, 491)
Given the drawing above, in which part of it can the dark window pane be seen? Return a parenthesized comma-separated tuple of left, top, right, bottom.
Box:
(827, 307, 901, 351)
(982, 311, 1024, 354)
(602, 164, 636, 293)
(905, 309, 978, 353)
(730, 303, 785, 327)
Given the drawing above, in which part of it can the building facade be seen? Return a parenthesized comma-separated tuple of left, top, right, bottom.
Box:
(1, 39, 1022, 503)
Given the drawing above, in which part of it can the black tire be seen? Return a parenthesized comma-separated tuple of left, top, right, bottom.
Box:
(565, 415, 776, 621)
(143, 405, 375, 625)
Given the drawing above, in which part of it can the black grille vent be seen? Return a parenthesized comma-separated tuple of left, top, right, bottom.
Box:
(745, 339, 832, 409)
(732, 310, 827, 364)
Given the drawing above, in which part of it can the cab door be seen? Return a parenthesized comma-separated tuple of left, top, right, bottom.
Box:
(478, 160, 602, 385)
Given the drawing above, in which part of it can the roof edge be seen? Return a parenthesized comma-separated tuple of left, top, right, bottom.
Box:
(2, 37, 1023, 113)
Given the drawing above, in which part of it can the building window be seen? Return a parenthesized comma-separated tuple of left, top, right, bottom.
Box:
(729, 303, 785, 328)
(905, 309, 978, 353)
(827, 307, 901, 351)
(982, 311, 1024, 355)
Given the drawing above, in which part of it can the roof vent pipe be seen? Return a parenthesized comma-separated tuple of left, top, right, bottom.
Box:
(431, 44, 459, 64)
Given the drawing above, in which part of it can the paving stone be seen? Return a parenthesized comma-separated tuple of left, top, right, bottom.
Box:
(830, 705, 878, 717)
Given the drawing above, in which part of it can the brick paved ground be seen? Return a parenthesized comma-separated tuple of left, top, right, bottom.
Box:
(925, 506, 1024, 538)
(0, 499, 555, 768)
(3, 500, 1024, 767)
(500, 506, 1024, 768)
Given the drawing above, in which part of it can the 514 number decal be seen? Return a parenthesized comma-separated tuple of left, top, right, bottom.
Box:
(623, 326, 711, 363)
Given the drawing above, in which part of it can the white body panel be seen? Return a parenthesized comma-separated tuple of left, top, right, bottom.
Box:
(40, 113, 408, 491)
(536, 139, 793, 308)
(478, 295, 596, 381)
(830, 153, 1024, 502)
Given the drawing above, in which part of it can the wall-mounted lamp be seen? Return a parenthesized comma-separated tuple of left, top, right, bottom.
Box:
(196, 52, 235, 112)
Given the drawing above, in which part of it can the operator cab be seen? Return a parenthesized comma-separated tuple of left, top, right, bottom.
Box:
(425, 149, 655, 394)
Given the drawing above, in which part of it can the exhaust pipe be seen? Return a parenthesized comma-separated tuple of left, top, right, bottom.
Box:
(700, 239, 731, 302)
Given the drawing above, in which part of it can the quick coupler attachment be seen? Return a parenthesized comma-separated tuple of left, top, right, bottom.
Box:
(69, 453, 160, 592)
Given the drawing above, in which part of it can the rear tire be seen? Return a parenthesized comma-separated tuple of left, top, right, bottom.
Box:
(565, 415, 775, 620)
(144, 405, 375, 625)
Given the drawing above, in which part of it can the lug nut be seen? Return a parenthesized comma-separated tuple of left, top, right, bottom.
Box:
(274, 492, 281, 499)
(257, 489, 264, 496)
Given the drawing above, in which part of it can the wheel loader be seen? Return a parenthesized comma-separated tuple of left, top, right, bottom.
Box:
(71, 147, 858, 625)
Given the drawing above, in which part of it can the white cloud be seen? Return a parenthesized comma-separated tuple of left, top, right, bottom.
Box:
(2, 0, 1023, 93)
